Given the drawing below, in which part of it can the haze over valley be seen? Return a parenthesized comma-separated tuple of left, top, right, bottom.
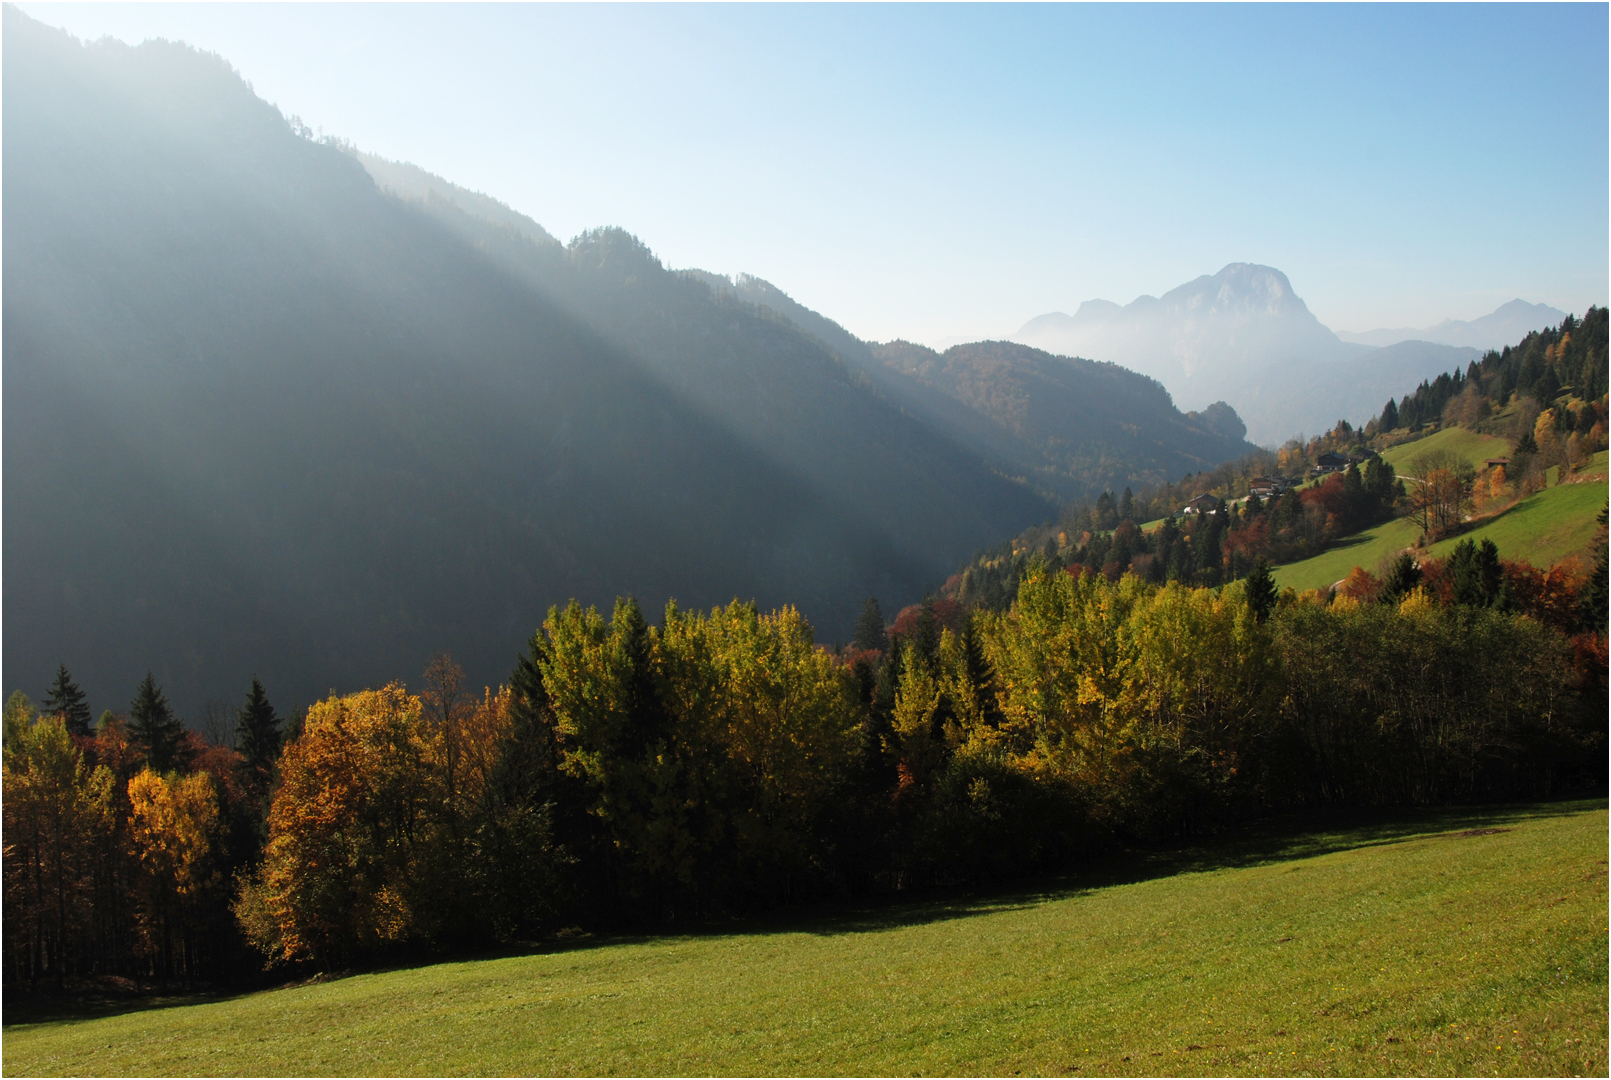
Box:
(3, 5, 1606, 1046)
(2, 3, 1602, 719)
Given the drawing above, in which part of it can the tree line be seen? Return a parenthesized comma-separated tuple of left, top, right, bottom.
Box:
(7, 525, 1605, 984)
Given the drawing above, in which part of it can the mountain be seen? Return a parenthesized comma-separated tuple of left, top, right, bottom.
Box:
(682, 273, 1257, 501)
(3, 9, 1052, 715)
(1013, 264, 1359, 410)
(865, 340, 1255, 500)
(1012, 267, 1572, 445)
(1235, 339, 1484, 445)
(1336, 299, 1570, 350)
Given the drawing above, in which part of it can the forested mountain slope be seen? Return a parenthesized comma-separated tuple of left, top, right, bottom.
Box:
(868, 340, 1256, 499)
(2, 8, 1050, 714)
(671, 272, 1256, 501)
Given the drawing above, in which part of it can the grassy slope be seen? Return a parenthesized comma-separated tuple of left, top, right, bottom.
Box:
(1275, 450, 1609, 593)
(1381, 427, 1513, 474)
(7, 803, 1606, 1078)
(1273, 518, 1420, 593)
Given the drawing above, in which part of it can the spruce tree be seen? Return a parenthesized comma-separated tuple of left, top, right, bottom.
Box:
(913, 597, 940, 666)
(1380, 398, 1400, 432)
(851, 598, 886, 652)
(1448, 539, 1504, 608)
(42, 664, 93, 737)
(130, 671, 183, 772)
(1245, 558, 1278, 624)
(1378, 554, 1423, 606)
(1119, 487, 1136, 523)
(235, 676, 282, 780)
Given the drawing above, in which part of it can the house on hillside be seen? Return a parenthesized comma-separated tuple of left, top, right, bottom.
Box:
(1249, 475, 1292, 497)
(1483, 457, 1510, 470)
(1181, 494, 1223, 516)
(1309, 451, 1349, 478)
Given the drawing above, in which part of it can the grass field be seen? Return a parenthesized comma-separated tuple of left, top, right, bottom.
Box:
(1381, 427, 1513, 475)
(1275, 464, 1608, 593)
(6, 802, 1606, 1077)
(1272, 518, 1421, 593)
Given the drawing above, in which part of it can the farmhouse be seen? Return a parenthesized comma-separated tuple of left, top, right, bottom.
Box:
(1309, 451, 1349, 478)
(1181, 494, 1223, 516)
(1249, 475, 1291, 497)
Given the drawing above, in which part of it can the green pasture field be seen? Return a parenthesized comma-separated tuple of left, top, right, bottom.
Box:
(1381, 426, 1513, 475)
(1275, 466, 1608, 593)
(1272, 518, 1420, 593)
(6, 802, 1606, 1077)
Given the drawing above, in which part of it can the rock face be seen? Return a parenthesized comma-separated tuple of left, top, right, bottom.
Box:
(1013, 266, 1569, 445)
(1014, 263, 1357, 421)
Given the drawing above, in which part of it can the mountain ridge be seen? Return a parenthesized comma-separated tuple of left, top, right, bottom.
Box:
(1336, 298, 1569, 350)
(4, 8, 1052, 714)
(1012, 265, 1574, 444)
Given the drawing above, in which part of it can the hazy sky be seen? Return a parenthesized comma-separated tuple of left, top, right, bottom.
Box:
(19, 3, 1609, 346)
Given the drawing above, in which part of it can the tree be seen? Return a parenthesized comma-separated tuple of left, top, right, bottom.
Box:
(126, 768, 220, 985)
(1446, 538, 1504, 608)
(851, 597, 886, 652)
(42, 665, 93, 738)
(2, 714, 116, 987)
(129, 673, 183, 773)
(1405, 452, 1469, 540)
(234, 677, 281, 785)
(1584, 504, 1608, 632)
(1245, 558, 1278, 623)
(1378, 554, 1423, 606)
(1094, 490, 1118, 531)
(1380, 397, 1400, 432)
(1119, 487, 1136, 522)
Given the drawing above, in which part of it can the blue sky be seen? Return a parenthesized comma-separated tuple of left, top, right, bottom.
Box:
(19, 3, 1609, 346)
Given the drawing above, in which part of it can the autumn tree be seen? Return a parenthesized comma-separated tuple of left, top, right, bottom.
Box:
(126, 769, 220, 986)
(2, 715, 116, 987)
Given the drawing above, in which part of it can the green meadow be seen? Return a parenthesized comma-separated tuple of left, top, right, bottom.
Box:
(6, 801, 1606, 1078)
(1275, 456, 1608, 593)
(1381, 426, 1514, 475)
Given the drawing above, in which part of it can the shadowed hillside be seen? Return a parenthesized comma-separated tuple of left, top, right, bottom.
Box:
(2, 8, 1050, 714)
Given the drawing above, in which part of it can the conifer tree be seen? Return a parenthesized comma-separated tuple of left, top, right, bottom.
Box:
(1245, 558, 1277, 624)
(1447, 538, 1504, 608)
(913, 597, 940, 666)
(42, 663, 93, 737)
(235, 676, 282, 781)
(130, 671, 183, 772)
(852, 598, 886, 652)
(1378, 554, 1423, 606)
(1119, 487, 1136, 523)
(1380, 398, 1400, 432)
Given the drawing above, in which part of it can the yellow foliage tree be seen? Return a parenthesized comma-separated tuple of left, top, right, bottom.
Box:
(126, 768, 219, 981)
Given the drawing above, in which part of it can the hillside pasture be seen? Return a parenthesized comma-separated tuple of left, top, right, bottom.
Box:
(1381, 426, 1513, 475)
(1275, 456, 1607, 592)
(5, 802, 1605, 1078)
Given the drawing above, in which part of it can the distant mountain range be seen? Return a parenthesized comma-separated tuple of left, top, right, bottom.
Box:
(2, 7, 1250, 715)
(1014, 266, 1568, 444)
(1335, 299, 1569, 350)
